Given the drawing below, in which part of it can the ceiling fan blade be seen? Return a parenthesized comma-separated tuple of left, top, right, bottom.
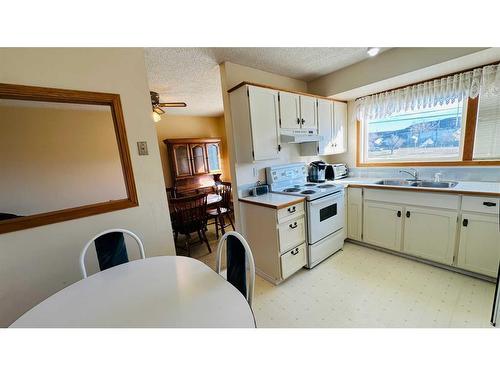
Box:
(158, 102, 187, 108)
(153, 107, 165, 115)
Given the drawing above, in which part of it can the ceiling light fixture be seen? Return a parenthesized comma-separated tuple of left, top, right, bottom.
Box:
(150, 91, 187, 123)
(152, 111, 162, 123)
(367, 47, 380, 57)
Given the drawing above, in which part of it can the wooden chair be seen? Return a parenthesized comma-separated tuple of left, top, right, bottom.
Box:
(207, 182, 235, 239)
(170, 193, 211, 257)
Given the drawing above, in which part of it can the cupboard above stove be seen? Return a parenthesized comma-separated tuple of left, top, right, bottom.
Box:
(228, 82, 347, 163)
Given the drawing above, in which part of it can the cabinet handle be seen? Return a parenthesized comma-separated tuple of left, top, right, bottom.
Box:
(278, 144, 282, 152)
(287, 206, 296, 213)
(397, 210, 401, 217)
(296, 118, 300, 125)
(483, 201, 497, 207)
(301, 118, 305, 125)
(463, 218, 468, 227)
(291, 248, 299, 255)
(406, 211, 411, 218)
(289, 222, 298, 229)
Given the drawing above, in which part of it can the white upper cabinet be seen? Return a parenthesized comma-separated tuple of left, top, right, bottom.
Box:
(317, 98, 334, 155)
(278, 92, 301, 129)
(299, 95, 317, 130)
(248, 86, 280, 161)
(332, 101, 347, 154)
(278, 92, 317, 131)
(229, 84, 280, 163)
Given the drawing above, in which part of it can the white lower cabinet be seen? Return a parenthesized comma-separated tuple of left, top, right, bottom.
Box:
(281, 243, 307, 279)
(240, 200, 306, 284)
(403, 206, 457, 265)
(347, 187, 363, 241)
(357, 189, 498, 277)
(363, 201, 403, 251)
(457, 212, 500, 277)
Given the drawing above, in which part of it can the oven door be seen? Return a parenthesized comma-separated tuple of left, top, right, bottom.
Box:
(307, 190, 344, 244)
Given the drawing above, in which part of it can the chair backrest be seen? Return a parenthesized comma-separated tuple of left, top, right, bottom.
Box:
(79, 228, 145, 278)
(170, 193, 208, 234)
(215, 231, 255, 307)
(217, 182, 232, 210)
(166, 186, 177, 200)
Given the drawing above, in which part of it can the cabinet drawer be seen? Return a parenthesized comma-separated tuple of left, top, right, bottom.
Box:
(277, 202, 304, 223)
(278, 216, 306, 253)
(281, 243, 306, 279)
(462, 196, 499, 215)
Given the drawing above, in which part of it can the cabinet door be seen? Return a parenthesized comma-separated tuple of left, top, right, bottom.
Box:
(299, 95, 317, 130)
(363, 201, 403, 251)
(317, 98, 334, 155)
(248, 86, 280, 161)
(403, 206, 457, 265)
(189, 144, 208, 175)
(458, 213, 500, 277)
(206, 143, 221, 173)
(347, 188, 363, 241)
(332, 101, 347, 154)
(278, 91, 300, 129)
(172, 144, 192, 178)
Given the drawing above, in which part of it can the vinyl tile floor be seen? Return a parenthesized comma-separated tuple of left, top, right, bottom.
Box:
(182, 229, 496, 328)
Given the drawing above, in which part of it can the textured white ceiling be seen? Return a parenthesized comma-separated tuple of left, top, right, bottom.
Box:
(145, 47, 387, 116)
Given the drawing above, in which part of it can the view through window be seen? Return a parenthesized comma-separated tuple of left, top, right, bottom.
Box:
(364, 101, 465, 162)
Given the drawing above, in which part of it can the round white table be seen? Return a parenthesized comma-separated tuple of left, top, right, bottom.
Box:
(10, 256, 255, 328)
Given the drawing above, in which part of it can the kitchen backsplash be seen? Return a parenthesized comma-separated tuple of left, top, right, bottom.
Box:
(348, 166, 500, 182)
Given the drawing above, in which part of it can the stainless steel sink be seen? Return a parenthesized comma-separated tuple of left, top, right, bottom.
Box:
(374, 179, 457, 188)
(417, 181, 457, 188)
(374, 179, 417, 186)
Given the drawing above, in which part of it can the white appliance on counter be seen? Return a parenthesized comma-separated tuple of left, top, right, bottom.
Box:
(266, 163, 345, 268)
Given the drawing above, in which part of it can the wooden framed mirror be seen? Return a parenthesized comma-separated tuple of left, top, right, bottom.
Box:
(0, 83, 138, 234)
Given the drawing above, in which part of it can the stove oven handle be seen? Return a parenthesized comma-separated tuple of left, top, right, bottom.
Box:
(308, 193, 343, 207)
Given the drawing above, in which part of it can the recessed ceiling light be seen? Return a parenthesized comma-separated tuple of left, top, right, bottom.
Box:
(367, 47, 380, 57)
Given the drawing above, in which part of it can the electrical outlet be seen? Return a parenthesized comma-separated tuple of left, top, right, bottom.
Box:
(137, 141, 148, 156)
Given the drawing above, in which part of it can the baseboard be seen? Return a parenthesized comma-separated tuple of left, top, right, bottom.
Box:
(346, 239, 496, 283)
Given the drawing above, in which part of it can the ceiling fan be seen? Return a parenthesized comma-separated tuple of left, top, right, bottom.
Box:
(150, 91, 187, 122)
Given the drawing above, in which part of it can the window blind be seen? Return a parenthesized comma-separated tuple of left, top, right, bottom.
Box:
(473, 94, 500, 159)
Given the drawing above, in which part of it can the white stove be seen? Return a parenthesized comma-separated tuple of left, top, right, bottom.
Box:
(265, 163, 343, 201)
(266, 163, 346, 268)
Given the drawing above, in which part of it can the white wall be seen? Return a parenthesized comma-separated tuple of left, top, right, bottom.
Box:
(0, 48, 175, 327)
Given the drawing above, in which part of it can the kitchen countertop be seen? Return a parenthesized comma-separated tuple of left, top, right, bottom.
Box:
(334, 177, 500, 197)
(239, 193, 305, 209)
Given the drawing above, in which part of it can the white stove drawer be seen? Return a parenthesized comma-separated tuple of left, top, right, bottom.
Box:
(281, 243, 306, 279)
(278, 216, 306, 253)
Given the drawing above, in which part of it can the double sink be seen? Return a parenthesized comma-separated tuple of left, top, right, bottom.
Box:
(374, 179, 458, 189)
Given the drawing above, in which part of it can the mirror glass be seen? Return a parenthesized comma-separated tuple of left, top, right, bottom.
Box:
(0, 99, 128, 221)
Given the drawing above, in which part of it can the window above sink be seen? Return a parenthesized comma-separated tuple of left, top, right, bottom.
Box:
(355, 62, 500, 167)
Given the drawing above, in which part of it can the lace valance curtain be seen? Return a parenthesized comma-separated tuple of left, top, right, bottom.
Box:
(355, 63, 500, 121)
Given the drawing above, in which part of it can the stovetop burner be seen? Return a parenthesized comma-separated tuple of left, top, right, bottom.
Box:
(283, 188, 301, 192)
(300, 190, 317, 194)
(317, 184, 336, 188)
(304, 183, 317, 186)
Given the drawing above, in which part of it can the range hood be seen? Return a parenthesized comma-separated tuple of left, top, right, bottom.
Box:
(280, 129, 322, 143)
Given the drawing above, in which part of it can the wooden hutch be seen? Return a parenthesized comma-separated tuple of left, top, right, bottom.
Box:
(163, 138, 223, 195)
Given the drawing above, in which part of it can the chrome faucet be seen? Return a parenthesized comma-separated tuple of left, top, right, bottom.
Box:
(399, 168, 419, 181)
